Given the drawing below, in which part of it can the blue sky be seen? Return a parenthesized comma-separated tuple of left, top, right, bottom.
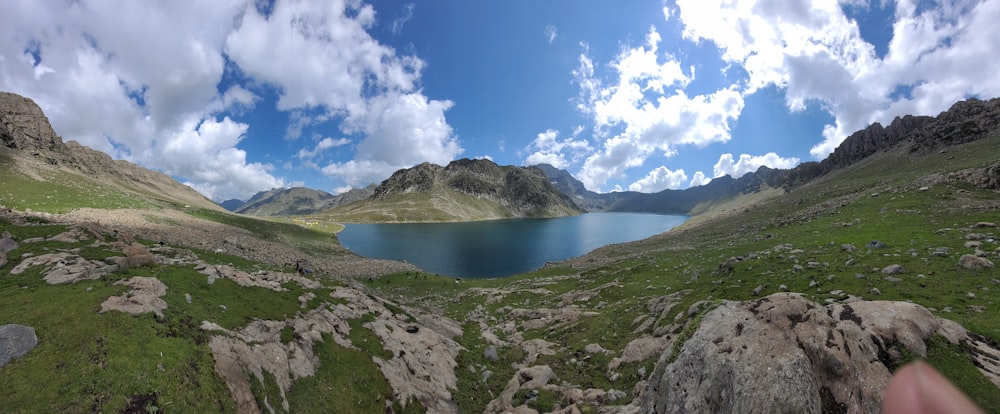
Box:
(2, 0, 999, 201)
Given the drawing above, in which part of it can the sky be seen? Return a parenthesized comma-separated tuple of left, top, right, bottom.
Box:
(2, 0, 999, 201)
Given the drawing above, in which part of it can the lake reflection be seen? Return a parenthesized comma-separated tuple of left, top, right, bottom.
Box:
(337, 212, 687, 278)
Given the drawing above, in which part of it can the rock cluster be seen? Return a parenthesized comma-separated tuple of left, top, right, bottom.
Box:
(640, 293, 1000, 413)
(206, 286, 462, 414)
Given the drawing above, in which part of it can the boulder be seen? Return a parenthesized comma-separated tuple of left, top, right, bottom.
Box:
(0, 251, 6, 268)
(959, 254, 994, 270)
(0, 236, 17, 253)
(881, 264, 904, 274)
(0, 324, 38, 367)
(866, 240, 888, 249)
(640, 293, 1000, 413)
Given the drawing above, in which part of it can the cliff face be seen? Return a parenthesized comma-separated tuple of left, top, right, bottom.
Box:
(369, 158, 582, 219)
(0, 92, 220, 210)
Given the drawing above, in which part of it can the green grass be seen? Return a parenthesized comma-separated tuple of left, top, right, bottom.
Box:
(0, 153, 153, 213)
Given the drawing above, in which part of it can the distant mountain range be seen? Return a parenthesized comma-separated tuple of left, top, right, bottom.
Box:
(225, 97, 1000, 221)
(221, 185, 375, 216)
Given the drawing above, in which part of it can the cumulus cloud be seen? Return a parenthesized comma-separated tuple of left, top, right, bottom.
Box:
(572, 26, 744, 191)
(522, 129, 592, 169)
(0, 0, 285, 201)
(0, 0, 462, 200)
(227, 0, 461, 187)
(675, 0, 1000, 158)
(628, 166, 688, 192)
(689, 171, 711, 187)
(322, 92, 461, 187)
(712, 152, 800, 179)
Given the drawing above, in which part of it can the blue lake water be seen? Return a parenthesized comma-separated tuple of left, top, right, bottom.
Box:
(337, 212, 687, 278)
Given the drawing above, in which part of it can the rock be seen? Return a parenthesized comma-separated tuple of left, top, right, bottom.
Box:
(792, 264, 804, 272)
(967, 292, 976, 299)
(919, 186, 929, 191)
(840, 244, 856, 252)
(584, 343, 611, 355)
(484, 346, 500, 362)
(966, 241, 983, 248)
(884, 277, 902, 283)
(966, 233, 985, 240)
(778, 284, 788, 291)
(870, 288, 881, 295)
(866, 240, 888, 249)
(0, 251, 6, 268)
(959, 254, 994, 269)
(640, 293, 1000, 413)
(0, 236, 18, 253)
(882, 264, 904, 274)
(0, 324, 38, 368)
(606, 389, 627, 402)
(753, 284, 766, 296)
(482, 370, 494, 383)
(609, 336, 671, 370)
(100, 277, 169, 318)
(808, 280, 818, 288)
(10, 252, 114, 284)
(185, 293, 192, 304)
(975, 222, 997, 228)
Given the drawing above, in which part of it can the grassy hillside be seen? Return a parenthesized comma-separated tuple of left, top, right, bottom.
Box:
(1, 126, 998, 412)
(361, 132, 1000, 412)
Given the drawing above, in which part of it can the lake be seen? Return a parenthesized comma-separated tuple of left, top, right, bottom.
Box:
(337, 212, 687, 278)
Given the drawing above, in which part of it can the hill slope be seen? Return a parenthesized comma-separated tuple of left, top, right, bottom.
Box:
(322, 158, 582, 222)
(0, 92, 220, 212)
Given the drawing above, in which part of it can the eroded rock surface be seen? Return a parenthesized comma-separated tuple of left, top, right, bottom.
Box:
(100, 276, 168, 318)
(206, 286, 462, 414)
(641, 293, 1000, 413)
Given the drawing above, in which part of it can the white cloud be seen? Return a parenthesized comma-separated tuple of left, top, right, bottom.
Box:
(0, 0, 284, 201)
(712, 152, 800, 179)
(628, 166, 688, 192)
(675, 0, 1000, 159)
(572, 26, 745, 191)
(522, 129, 592, 169)
(322, 92, 461, 187)
(689, 171, 711, 187)
(227, 0, 461, 187)
(297, 137, 351, 160)
(544, 25, 558, 44)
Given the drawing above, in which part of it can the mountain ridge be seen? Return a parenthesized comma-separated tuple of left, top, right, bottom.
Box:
(0, 92, 220, 211)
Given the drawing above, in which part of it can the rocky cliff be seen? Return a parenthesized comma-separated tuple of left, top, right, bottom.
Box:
(0, 92, 220, 210)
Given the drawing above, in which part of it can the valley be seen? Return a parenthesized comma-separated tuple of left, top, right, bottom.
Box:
(2, 91, 1000, 413)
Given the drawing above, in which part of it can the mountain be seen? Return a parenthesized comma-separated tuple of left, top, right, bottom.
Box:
(226, 185, 376, 217)
(536, 163, 787, 214)
(323, 158, 582, 222)
(218, 198, 245, 211)
(0, 92, 220, 211)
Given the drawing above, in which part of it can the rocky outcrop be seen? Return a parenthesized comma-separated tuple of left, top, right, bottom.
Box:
(0, 324, 38, 368)
(0, 92, 64, 152)
(641, 293, 1000, 413)
(787, 98, 1000, 187)
(193, 262, 322, 291)
(206, 286, 462, 414)
(100, 276, 169, 318)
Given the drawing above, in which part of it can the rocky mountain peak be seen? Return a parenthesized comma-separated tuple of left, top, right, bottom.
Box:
(0, 92, 65, 153)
